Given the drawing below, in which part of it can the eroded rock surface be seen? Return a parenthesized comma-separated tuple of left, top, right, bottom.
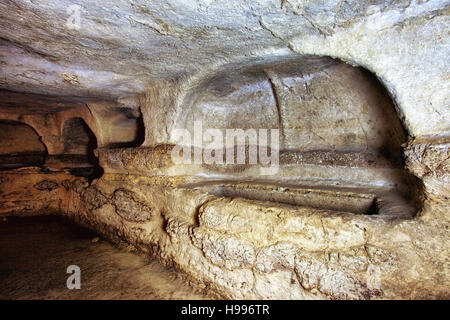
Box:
(112, 189, 154, 222)
(0, 0, 448, 300)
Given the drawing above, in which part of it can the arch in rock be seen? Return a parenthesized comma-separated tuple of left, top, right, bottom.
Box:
(61, 117, 103, 179)
(172, 55, 407, 160)
(162, 54, 420, 217)
(0, 120, 48, 170)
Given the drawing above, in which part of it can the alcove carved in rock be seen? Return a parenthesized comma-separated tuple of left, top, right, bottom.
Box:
(156, 55, 420, 217)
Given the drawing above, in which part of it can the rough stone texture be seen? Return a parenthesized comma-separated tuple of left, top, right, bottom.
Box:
(0, 0, 448, 300)
(0, 168, 79, 215)
(404, 138, 450, 222)
(112, 188, 154, 222)
(181, 57, 406, 156)
(34, 179, 59, 191)
(0, 1, 447, 139)
(405, 139, 450, 200)
(54, 174, 447, 299)
(0, 91, 144, 155)
(0, 160, 448, 299)
(0, 121, 46, 154)
(0, 120, 47, 169)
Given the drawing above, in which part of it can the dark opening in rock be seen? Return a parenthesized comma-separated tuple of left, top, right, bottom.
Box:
(0, 120, 47, 170)
(62, 118, 103, 179)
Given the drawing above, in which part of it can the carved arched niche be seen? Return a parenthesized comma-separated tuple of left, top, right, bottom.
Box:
(175, 55, 418, 217)
(0, 120, 47, 170)
(61, 118, 102, 179)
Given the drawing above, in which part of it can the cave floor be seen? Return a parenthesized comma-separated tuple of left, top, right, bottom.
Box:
(0, 216, 208, 300)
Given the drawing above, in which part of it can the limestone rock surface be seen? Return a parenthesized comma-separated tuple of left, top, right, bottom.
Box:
(0, 0, 448, 300)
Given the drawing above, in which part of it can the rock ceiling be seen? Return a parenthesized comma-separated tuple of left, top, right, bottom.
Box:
(0, 0, 449, 137)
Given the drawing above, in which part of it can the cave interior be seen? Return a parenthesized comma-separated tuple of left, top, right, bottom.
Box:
(0, 0, 448, 300)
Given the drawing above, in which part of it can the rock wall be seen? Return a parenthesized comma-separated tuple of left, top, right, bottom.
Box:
(0, 168, 78, 216)
(55, 164, 448, 299)
(0, 0, 448, 300)
(1, 139, 448, 299)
